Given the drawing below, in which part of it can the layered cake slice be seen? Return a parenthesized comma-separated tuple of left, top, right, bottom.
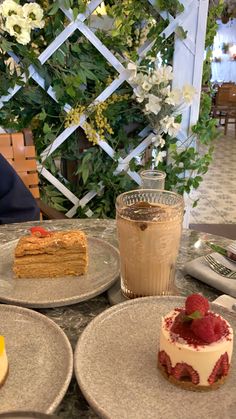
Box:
(0, 336, 8, 387)
(13, 227, 88, 278)
(158, 294, 234, 391)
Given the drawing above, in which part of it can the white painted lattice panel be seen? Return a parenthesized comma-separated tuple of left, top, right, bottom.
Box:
(0, 0, 209, 222)
(172, 0, 209, 139)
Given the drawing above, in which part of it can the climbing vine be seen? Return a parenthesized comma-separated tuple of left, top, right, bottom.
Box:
(0, 0, 220, 216)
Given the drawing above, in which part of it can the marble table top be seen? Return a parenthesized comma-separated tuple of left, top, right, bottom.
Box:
(0, 219, 232, 418)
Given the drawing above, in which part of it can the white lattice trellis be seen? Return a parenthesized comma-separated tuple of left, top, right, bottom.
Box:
(0, 0, 209, 221)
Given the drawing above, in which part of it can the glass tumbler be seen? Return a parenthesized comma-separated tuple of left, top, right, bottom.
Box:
(116, 189, 184, 298)
(140, 169, 166, 189)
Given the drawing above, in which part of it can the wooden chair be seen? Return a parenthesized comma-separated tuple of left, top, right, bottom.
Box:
(212, 86, 230, 125)
(221, 82, 235, 87)
(212, 85, 236, 136)
(224, 86, 236, 136)
(0, 129, 67, 219)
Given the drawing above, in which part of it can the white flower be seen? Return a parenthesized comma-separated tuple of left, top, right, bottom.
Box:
(5, 56, 21, 75)
(132, 72, 145, 85)
(127, 62, 137, 80)
(160, 86, 170, 97)
(145, 94, 162, 115)
(141, 76, 153, 92)
(151, 72, 159, 84)
(165, 89, 182, 106)
(5, 15, 31, 45)
(151, 134, 165, 148)
(0, 0, 22, 18)
(22, 3, 44, 29)
(160, 116, 181, 137)
(152, 65, 173, 84)
(182, 84, 196, 104)
(133, 86, 146, 103)
(155, 150, 167, 165)
(162, 65, 173, 81)
(126, 36, 133, 47)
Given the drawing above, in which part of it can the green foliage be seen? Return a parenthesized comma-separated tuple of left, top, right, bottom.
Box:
(72, 146, 138, 218)
(40, 184, 69, 212)
(202, 0, 224, 85)
(0, 0, 220, 217)
(155, 0, 184, 16)
(192, 93, 218, 144)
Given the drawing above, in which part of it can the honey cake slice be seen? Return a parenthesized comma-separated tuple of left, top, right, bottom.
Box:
(13, 229, 88, 278)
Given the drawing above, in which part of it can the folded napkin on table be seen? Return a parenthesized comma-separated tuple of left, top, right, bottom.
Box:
(184, 252, 236, 298)
(213, 294, 236, 312)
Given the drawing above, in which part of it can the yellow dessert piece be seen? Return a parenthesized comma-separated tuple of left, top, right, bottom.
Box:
(0, 335, 8, 387)
(0, 336, 4, 356)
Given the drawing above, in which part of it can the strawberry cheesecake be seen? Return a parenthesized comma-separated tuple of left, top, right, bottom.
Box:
(0, 336, 8, 387)
(158, 294, 234, 390)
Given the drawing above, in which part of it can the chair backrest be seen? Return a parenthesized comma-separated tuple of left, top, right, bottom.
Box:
(229, 86, 236, 104)
(222, 82, 235, 87)
(215, 84, 236, 107)
(0, 130, 40, 199)
(215, 86, 231, 106)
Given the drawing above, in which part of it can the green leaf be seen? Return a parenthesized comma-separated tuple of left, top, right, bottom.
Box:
(82, 153, 92, 164)
(76, 69, 87, 84)
(175, 26, 187, 40)
(73, 7, 79, 20)
(38, 110, 47, 121)
(0, 39, 15, 52)
(47, 2, 60, 15)
(53, 84, 65, 101)
(205, 242, 227, 257)
(62, 0, 71, 10)
(53, 50, 66, 66)
(52, 202, 67, 212)
(71, 44, 81, 53)
(82, 165, 89, 184)
(52, 196, 67, 204)
(43, 123, 51, 134)
(183, 311, 203, 322)
(66, 86, 76, 98)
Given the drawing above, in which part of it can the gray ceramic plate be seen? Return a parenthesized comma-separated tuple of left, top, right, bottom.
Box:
(0, 304, 73, 415)
(0, 237, 119, 308)
(0, 413, 59, 418)
(74, 296, 236, 419)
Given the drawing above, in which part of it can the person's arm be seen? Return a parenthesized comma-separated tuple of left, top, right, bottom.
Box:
(0, 154, 40, 224)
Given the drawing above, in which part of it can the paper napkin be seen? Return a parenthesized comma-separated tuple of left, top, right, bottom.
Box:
(213, 294, 236, 312)
(184, 252, 236, 298)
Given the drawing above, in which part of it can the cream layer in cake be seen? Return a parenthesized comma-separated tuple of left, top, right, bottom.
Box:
(159, 309, 233, 387)
(13, 230, 88, 278)
(0, 336, 8, 387)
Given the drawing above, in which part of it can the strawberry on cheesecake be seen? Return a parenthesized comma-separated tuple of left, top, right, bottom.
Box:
(0, 336, 8, 387)
(158, 294, 234, 391)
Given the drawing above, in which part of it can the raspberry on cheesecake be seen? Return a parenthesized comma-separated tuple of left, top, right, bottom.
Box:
(158, 294, 233, 391)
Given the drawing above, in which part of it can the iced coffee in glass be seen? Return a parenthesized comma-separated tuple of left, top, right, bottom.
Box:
(116, 189, 184, 298)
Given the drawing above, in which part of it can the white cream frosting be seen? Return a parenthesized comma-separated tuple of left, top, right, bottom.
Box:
(159, 309, 234, 386)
